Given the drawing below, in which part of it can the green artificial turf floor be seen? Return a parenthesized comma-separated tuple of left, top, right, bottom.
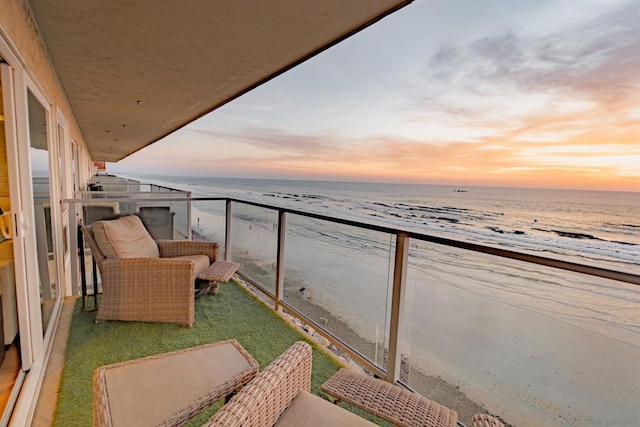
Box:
(54, 280, 344, 426)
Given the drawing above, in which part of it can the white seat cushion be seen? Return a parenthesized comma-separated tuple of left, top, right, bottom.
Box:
(92, 215, 159, 259)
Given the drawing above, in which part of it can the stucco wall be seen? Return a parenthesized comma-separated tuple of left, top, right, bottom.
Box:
(0, 0, 89, 169)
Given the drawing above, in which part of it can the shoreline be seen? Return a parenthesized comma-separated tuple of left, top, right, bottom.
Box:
(190, 203, 640, 426)
(232, 260, 501, 426)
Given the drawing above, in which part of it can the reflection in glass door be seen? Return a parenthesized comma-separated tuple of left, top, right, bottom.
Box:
(26, 90, 58, 335)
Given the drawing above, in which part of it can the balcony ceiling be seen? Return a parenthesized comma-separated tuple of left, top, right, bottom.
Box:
(27, 0, 411, 162)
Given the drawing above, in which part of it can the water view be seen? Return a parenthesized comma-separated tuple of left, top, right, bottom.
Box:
(125, 174, 639, 426)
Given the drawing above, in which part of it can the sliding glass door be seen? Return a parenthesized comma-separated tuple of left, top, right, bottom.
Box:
(1, 60, 63, 389)
(1, 28, 65, 427)
(27, 89, 60, 336)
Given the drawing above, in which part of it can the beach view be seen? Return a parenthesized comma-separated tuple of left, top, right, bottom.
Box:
(108, 0, 639, 425)
(123, 174, 640, 426)
(3, 0, 638, 425)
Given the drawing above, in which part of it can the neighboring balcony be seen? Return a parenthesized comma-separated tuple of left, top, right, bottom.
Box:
(58, 180, 640, 426)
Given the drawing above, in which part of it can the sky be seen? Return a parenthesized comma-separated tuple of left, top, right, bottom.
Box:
(110, 0, 640, 191)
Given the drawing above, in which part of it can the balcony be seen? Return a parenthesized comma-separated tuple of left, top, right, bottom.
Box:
(55, 179, 640, 426)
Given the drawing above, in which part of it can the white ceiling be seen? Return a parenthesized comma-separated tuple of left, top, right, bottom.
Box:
(27, 0, 411, 162)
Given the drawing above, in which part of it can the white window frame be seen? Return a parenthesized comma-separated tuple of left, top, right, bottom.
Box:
(0, 32, 65, 427)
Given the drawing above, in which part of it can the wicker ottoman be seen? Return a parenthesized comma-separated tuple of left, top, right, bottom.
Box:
(321, 369, 458, 427)
(196, 260, 241, 296)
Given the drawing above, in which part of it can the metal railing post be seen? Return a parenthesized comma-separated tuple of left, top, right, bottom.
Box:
(387, 232, 409, 383)
(186, 191, 192, 240)
(275, 210, 286, 312)
(225, 200, 232, 260)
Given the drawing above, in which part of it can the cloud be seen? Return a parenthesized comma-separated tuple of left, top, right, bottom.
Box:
(185, 127, 337, 155)
(112, 1, 638, 191)
(389, 0, 640, 188)
(417, 0, 639, 117)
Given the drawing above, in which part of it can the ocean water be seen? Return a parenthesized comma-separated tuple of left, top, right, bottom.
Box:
(147, 175, 639, 270)
(127, 174, 639, 425)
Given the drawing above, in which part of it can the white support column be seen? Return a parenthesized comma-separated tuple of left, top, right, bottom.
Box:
(69, 202, 80, 296)
(275, 210, 286, 312)
(386, 232, 409, 383)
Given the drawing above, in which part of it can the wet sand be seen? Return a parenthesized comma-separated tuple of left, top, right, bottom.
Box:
(234, 261, 501, 426)
(193, 214, 505, 425)
(192, 206, 640, 426)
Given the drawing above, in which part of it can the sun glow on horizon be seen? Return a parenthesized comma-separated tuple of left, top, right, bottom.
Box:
(111, 0, 640, 192)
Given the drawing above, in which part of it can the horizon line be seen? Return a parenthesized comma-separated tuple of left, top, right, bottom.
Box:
(108, 171, 640, 193)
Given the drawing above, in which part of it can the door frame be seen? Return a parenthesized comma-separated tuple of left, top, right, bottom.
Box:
(56, 112, 71, 296)
(0, 31, 64, 427)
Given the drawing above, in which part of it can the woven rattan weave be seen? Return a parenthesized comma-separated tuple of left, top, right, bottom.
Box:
(82, 223, 219, 326)
(93, 339, 258, 427)
(321, 368, 458, 427)
(205, 341, 312, 427)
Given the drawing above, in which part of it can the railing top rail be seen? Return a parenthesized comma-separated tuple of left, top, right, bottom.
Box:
(90, 184, 181, 189)
(73, 191, 191, 197)
(65, 196, 217, 203)
(63, 196, 640, 286)
(86, 179, 186, 192)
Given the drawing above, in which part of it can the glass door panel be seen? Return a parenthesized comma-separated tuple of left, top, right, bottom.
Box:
(26, 90, 58, 335)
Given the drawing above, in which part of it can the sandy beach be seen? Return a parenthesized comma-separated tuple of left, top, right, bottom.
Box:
(192, 207, 498, 425)
(191, 201, 640, 427)
(234, 260, 493, 426)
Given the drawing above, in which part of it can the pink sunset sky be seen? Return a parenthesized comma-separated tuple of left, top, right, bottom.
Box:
(110, 0, 640, 191)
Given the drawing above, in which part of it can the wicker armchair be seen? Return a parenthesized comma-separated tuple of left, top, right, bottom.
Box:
(82, 218, 218, 327)
(205, 341, 313, 427)
(207, 342, 376, 426)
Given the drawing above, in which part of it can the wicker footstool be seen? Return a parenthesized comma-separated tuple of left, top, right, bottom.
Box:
(321, 369, 458, 427)
(196, 260, 241, 296)
(94, 339, 258, 427)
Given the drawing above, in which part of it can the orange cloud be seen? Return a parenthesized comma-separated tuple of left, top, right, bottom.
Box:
(111, 0, 639, 192)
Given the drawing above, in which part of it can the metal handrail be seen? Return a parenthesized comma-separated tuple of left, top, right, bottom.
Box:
(65, 189, 640, 414)
(65, 191, 640, 398)
(64, 195, 640, 286)
(73, 191, 191, 196)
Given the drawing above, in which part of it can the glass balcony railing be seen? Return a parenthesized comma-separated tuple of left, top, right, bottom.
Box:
(230, 203, 279, 294)
(403, 240, 640, 425)
(281, 213, 395, 370)
(77, 186, 192, 240)
(191, 199, 227, 242)
(65, 190, 640, 427)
